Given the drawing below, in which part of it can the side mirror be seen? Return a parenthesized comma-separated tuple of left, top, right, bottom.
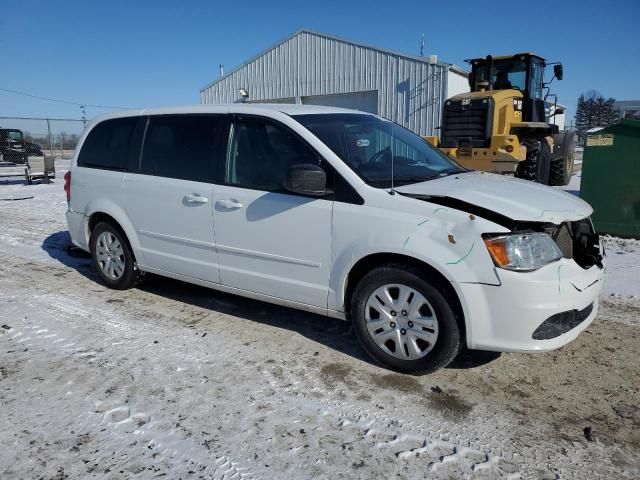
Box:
(284, 163, 327, 196)
(554, 64, 563, 81)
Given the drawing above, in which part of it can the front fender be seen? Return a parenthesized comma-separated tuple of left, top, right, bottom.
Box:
(328, 201, 503, 312)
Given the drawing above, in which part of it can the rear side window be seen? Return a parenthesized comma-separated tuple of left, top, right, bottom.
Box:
(78, 117, 138, 170)
(140, 115, 226, 183)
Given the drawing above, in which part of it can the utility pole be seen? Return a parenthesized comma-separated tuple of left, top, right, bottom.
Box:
(81, 105, 86, 126)
(419, 33, 425, 57)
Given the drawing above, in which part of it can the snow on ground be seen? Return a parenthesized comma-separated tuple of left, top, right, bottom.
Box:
(1, 163, 639, 479)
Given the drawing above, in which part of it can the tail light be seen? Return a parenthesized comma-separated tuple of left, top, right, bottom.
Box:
(64, 171, 71, 202)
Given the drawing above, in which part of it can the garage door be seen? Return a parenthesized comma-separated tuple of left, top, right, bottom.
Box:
(301, 91, 378, 114)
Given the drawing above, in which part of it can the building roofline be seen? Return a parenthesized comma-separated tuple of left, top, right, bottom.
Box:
(200, 28, 469, 92)
(613, 100, 640, 107)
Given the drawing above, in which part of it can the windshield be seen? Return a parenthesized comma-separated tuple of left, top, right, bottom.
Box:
(473, 58, 527, 91)
(7, 130, 24, 141)
(293, 113, 465, 188)
(491, 59, 527, 90)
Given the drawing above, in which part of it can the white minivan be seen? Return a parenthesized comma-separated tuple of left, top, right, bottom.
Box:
(65, 104, 604, 373)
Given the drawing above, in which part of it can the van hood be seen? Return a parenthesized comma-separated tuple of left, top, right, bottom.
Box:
(395, 171, 592, 225)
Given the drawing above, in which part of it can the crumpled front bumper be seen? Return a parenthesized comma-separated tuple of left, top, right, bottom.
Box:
(454, 258, 605, 352)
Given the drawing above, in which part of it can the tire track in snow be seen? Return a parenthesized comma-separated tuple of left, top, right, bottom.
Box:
(1, 263, 511, 478)
(1, 290, 260, 479)
(1, 250, 636, 479)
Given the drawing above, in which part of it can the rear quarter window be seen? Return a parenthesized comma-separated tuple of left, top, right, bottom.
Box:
(78, 117, 138, 170)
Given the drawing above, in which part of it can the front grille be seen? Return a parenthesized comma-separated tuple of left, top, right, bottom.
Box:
(532, 302, 594, 340)
(441, 98, 493, 148)
(546, 218, 602, 269)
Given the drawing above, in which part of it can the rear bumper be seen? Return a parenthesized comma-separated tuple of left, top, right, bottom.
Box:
(66, 209, 89, 251)
(455, 258, 604, 352)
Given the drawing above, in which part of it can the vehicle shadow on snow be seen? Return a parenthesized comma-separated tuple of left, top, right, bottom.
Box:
(41, 230, 499, 371)
(41, 230, 96, 279)
(0, 178, 31, 186)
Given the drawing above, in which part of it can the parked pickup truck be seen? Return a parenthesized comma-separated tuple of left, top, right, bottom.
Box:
(0, 128, 44, 163)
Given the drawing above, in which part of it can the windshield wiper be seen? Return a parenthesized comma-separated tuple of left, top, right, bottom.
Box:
(393, 175, 443, 185)
(436, 168, 465, 176)
(367, 171, 466, 188)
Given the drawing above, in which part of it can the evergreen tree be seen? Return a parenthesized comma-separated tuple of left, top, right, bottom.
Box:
(574, 94, 589, 145)
(574, 91, 617, 145)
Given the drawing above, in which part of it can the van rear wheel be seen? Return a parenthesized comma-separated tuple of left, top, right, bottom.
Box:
(350, 265, 462, 374)
(90, 222, 140, 290)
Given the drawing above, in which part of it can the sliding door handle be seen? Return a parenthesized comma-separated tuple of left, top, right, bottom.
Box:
(217, 199, 243, 209)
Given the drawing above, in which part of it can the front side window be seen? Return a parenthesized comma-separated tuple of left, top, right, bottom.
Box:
(78, 117, 138, 170)
(226, 119, 320, 191)
(294, 114, 464, 188)
(140, 115, 226, 182)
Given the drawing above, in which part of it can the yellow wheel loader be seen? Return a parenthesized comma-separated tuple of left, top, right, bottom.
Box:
(426, 53, 575, 186)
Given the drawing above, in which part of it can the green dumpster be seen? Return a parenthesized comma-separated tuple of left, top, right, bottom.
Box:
(580, 118, 640, 237)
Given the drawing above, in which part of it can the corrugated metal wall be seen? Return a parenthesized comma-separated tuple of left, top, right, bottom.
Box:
(200, 31, 449, 136)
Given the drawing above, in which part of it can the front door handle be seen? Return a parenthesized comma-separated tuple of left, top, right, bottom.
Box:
(184, 194, 209, 204)
(217, 199, 243, 209)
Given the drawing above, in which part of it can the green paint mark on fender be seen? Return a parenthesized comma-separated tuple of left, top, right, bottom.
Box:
(446, 241, 475, 265)
(537, 209, 580, 218)
(557, 264, 563, 293)
(433, 207, 448, 214)
(417, 219, 429, 226)
(403, 236, 410, 246)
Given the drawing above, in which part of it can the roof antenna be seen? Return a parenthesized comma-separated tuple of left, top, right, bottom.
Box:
(419, 33, 425, 57)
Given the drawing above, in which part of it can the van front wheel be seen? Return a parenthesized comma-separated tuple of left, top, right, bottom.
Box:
(350, 266, 461, 374)
(90, 222, 140, 290)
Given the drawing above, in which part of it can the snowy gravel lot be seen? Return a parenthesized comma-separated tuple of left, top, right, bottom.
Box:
(1, 161, 639, 479)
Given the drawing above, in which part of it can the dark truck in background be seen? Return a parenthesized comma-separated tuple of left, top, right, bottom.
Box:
(0, 128, 44, 163)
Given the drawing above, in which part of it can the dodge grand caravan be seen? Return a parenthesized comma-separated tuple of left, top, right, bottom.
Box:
(65, 105, 604, 374)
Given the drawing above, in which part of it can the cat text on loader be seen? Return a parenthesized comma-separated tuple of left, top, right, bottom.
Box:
(425, 53, 575, 185)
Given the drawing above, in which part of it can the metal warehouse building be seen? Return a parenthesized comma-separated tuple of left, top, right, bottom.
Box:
(200, 29, 469, 136)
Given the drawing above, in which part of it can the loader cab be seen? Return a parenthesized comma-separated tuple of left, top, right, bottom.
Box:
(467, 53, 551, 123)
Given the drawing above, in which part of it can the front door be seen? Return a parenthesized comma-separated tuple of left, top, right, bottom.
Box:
(213, 116, 333, 308)
(123, 114, 228, 283)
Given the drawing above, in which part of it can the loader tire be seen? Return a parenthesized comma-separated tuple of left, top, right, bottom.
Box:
(549, 131, 576, 186)
(515, 140, 550, 184)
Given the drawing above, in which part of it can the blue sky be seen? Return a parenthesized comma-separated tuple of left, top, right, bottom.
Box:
(1, 0, 638, 134)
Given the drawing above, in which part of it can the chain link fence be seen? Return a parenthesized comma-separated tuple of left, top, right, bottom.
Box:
(0, 116, 87, 159)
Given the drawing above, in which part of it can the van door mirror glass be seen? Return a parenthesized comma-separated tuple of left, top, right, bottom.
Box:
(284, 163, 327, 196)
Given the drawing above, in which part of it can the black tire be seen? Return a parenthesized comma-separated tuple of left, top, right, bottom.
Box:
(515, 140, 551, 184)
(349, 264, 462, 375)
(549, 131, 576, 186)
(90, 221, 141, 290)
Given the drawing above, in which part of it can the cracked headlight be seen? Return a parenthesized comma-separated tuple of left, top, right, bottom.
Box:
(483, 233, 563, 271)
